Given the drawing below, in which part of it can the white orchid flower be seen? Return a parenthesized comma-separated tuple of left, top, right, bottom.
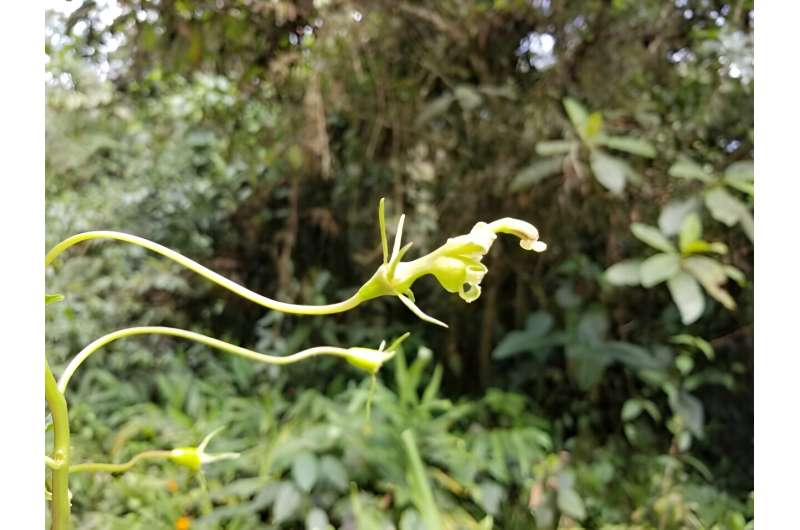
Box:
(355, 199, 546, 328)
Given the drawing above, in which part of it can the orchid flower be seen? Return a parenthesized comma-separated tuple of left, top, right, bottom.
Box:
(356, 199, 547, 328)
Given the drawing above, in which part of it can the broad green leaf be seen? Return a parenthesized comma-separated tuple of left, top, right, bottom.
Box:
(509, 157, 563, 192)
(415, 94, 454, 125)
(563, 97, 589, 129)
(556, 471, 586, 520)
(478, 84, 517, 99)
(558, 487, 587, 520)
(306, 508, 330, 530)
(631, 223, 676, 253)
(535, 140, 576, 156)
(724, 160, 754, 196)
(320, 455, 348, 492)
(740, 210, 754, 241)
(605, 259, 642, 286)
(641, 400, 662, 421)
(492, 329, 563, 360)
(292, 451, 318, 492)
(399, 510, 424, 530)
(590, 150, 629, 194)
(669, 159, 715, 182)
(709, 241, 729, 254)
(679, 212, 702, 252)
(622, 399, 643, 421)
(724, 160, 754, 182)
(658, 197, 699, 236)
(568, 344, 614, 390)
(671, 334, 715, 360)
(45, 293, 64, 305)
(668, 272, 705, 325)
(677, 431, 691, 451)
(676, 353, 694, 375)
(577, 307, 609, 345)
(669, 390, 704, 437)
(526, 311, 555, 336)
(273, 482, 302, 524)
(601, 135, 656, 158)
(604, 341, 667, 370)
(531, 494, 557, 529)
(681, 240, 728, 255)
(726, 178, 755, 196)
(454, 85, 483, 110)
(583, 112, 604, 140)
(705, 187, 748, 226)
(640, 253, 680, 287)
(685, 369, 735, 391)
(683, 256, 736, 310)
(724, 265, 746, 285)
(476, 481, 505, 516)
(624, 423, 639, 445)
(555, 284, 582, 309)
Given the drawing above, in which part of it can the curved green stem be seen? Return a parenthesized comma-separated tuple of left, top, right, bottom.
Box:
(45, 231, 363, 315)
(69, 450, 173, 474)
(57, 326, 350, 394)
(46, 358, 71, 530)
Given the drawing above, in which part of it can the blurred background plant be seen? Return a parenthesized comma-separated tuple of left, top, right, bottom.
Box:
(45, 0, 752, 528)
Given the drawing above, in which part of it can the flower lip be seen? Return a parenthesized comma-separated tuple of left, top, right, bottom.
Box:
(486, 218, 547, 252)
(424, 217, 544, 304)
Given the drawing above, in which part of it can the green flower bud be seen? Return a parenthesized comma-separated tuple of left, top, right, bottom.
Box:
(345, 347, 394, 375)
(169, 428, 239, 472)
(169, 447, 203, 472)
(344, 332, 410, 374)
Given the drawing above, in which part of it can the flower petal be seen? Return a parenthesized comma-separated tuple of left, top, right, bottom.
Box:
(487, 218, 546, 252)
(390, 214, 406, 263)
(397, 293, 449, 328)
(458, 282, 482, 303)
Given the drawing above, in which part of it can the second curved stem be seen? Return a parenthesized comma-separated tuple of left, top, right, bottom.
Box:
(57, 326, 350, 394)
(69, 450, 173, 474)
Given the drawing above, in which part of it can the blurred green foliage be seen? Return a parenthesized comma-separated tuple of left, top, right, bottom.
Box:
(46, 0, 752, 528)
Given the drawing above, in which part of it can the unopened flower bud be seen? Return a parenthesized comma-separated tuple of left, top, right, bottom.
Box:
(345, 347, 394, 375)
(344, 332, 410, 374)
(169, 447, 203, 472)
(169, 428, 239, 472)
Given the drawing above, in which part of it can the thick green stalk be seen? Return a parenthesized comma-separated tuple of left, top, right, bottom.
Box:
(69, 450, 172, 474)
(45, 231, 362, 315)
(45, 358, 70, 530)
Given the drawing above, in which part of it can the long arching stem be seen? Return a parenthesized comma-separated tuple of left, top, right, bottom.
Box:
(45, 231, 363, 315)
(57, 326, 350, 394)
(46, 358, 71, 530)
(70, 450, 173, 474)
